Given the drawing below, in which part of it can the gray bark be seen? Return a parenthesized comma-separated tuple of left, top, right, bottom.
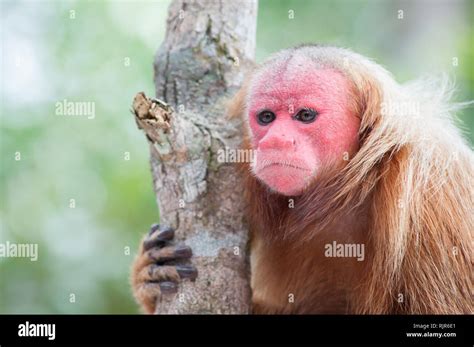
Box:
(133, 0, 257, 314)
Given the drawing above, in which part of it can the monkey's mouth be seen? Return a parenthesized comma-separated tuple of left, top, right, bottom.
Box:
(254, 160, 314, 196)
(259, 161, 311, 172)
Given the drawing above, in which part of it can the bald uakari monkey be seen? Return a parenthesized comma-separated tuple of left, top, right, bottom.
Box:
(132, 45, 474, 314)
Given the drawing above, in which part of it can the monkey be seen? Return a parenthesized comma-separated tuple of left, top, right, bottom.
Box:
(131, 44, 473, 314)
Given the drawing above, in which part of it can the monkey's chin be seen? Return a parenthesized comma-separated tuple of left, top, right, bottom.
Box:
(256, 166, 313, 196)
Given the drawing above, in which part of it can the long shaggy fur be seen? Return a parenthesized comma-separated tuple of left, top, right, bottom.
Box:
(235, 45, 473, 314)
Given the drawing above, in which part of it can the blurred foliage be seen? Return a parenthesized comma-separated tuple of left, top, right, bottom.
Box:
(0, 0, 472, 313)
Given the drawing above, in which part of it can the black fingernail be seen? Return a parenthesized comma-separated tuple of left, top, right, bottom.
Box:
(159, 281, 177, 294)
(149, 223, 160, 235)
(159, 224, 173, 232)
(174, 245, 192, 258)
(176, 265, 198, 280)
(156, 228, 174, 241)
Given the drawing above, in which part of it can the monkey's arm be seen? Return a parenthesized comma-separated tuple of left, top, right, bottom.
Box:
(131, 224, 197, 314)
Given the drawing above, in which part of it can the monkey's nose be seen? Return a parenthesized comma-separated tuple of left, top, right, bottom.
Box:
(259, 134, 296, 151)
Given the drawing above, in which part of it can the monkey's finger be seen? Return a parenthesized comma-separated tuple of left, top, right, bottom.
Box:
(143, 224, 175, 251)
(137, 265, 180, 283)
(147, 223, 161, 236)
(176, 265, 198, 280)
(134, 282, 175, 313)
(147, 223, 175, 239)
(138, 264, 197, 283)
(159, 281, 178, 295)
(146, 244, 193, 263)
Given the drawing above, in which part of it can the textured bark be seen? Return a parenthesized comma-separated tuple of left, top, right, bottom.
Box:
(134, 0, 257, 314)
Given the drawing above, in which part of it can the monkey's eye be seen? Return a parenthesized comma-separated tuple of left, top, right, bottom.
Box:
(294, 108, 318, 123)
(257, 110, 276, 125)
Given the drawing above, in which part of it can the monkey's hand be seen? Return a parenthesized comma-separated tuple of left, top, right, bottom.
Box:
(131, 224, 197, 314)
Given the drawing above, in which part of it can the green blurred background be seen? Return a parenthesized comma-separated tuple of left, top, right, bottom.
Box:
(0, 0, 472, 313)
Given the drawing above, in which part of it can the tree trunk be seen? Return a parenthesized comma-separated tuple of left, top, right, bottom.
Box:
(133, 0, 257, 314)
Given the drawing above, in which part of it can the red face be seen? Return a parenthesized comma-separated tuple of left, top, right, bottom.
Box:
(248, 58, 360, 196)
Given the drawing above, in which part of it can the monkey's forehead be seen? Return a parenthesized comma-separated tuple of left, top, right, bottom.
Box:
(247, 59, 352, 107)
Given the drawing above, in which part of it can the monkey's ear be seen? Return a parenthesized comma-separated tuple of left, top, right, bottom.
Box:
(226, 80, 250, 120)
(357, 75, 383, 140)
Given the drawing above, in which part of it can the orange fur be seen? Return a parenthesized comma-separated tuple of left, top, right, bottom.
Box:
(234, 45, 474, 314)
